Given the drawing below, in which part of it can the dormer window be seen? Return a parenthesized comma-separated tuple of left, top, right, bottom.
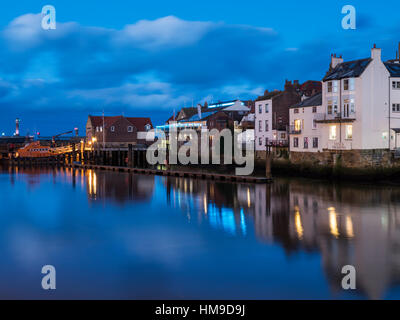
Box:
(127, 126, 133, 132)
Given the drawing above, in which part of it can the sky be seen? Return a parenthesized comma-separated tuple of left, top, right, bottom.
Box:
(0, 0, 399, 135)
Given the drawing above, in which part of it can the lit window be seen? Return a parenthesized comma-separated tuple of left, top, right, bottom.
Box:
(329, 125, 337, 140)
(294, 119, 301, 132)
(346, 125, 353, 139)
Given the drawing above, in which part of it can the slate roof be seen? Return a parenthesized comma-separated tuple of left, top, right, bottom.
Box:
(182, 110, 219, 122)
(291, 92, 322, 109)
(323, 58, 372, 81)
(385, 62, 400, 77)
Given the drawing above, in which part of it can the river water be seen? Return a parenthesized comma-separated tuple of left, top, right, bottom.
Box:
(1, 166, 399, 299)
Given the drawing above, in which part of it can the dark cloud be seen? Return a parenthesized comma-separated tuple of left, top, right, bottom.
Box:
(0, 13, 399, 134)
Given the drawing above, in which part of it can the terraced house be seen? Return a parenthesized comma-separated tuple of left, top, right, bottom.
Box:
(290, 44, 400, 164)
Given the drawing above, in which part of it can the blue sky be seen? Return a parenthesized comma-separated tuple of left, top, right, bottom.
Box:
(0, 0, 399, 135)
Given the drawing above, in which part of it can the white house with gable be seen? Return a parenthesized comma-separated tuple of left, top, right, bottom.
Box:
(290, 44, 400, 153)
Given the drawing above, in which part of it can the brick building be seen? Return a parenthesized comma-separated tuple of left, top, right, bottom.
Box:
(86, 115, 153, 146)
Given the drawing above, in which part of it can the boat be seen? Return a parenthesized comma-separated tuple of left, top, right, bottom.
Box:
(16, 141, 63, 158)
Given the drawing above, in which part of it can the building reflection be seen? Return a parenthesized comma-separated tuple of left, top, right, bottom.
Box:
(165, 175, 400, 299)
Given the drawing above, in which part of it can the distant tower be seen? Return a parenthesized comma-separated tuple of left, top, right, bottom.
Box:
(15, 118, 20, 136)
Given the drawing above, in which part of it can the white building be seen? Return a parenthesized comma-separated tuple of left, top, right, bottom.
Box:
(290, 45, 400, 152)
(289, 92, 322, 152)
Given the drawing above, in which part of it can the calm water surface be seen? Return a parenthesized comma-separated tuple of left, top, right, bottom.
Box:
(1, 166, 400, 299)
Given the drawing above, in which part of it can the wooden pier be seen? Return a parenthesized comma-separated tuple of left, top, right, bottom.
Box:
(65, 163, 271, 183)
(5, 144, 272, 184)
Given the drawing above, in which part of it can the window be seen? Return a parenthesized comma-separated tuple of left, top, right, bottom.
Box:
(333, 101, 338, 114)
(265, 120, 269, 132)
(259, 120, 262, 132)
(346, 125, 353, 140)
(350, 98, 355, 113)
(293, 137, 299, 148)
(281, 133, 286, 139)
(329, 125, 337, 140)
(265, 104, 269, 113)
(304, 137, 308, 149)
(393, 104, 400, 112)
(327, 101, 333, 114)
(344, 79, 349, 91)
(333, 81, 338, 93)
(110, 126, 115, 132)
(127, 126, 133, 132)
(393, 81, 400, 89)
(259, 137, 262, 146)
(312, 119, 317, 129)
(145, 124, 151, 131)
(349, 78, 355, 91)
(294, 119, 301, 132)
(294, 108, 299, 114)
(312, 106, 317, 113)
(96, 126, 99, 132)
(313, 137, 318, 148)
(327, 82, 333, 93)
(259, 105, 262, 113)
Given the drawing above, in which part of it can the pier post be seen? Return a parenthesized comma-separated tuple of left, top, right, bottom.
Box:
(266, 145, 272, 180)
(128, 144, 133, 167)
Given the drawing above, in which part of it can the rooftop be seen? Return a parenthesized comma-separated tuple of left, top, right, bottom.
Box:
(291, 92, 322, 108)
(323, 58, 372, 81)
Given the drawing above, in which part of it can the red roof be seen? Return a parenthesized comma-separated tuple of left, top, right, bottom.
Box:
(89, 115, 153, 131)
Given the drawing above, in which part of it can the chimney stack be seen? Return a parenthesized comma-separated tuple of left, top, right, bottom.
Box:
(371, 44, 381, 61)
(331, 53, 343, 69)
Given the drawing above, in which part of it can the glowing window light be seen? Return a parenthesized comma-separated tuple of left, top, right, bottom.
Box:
(346, 216, 354, 238)
(295, 211, 304, 239)
(329, 208, 339, 238)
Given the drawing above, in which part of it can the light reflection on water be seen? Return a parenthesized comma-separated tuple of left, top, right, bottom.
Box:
(1, 166, 400, 299)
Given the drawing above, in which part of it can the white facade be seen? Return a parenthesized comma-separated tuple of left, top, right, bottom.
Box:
(290, 46, 400, 152)
(255, 98, 287, 150)
(289, 98, 323, 152)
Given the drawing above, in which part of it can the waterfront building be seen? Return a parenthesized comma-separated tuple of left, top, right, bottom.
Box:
(254, 80, 319, 155)
(290, 44, 400, 156)
(86, 115, 153, 147)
